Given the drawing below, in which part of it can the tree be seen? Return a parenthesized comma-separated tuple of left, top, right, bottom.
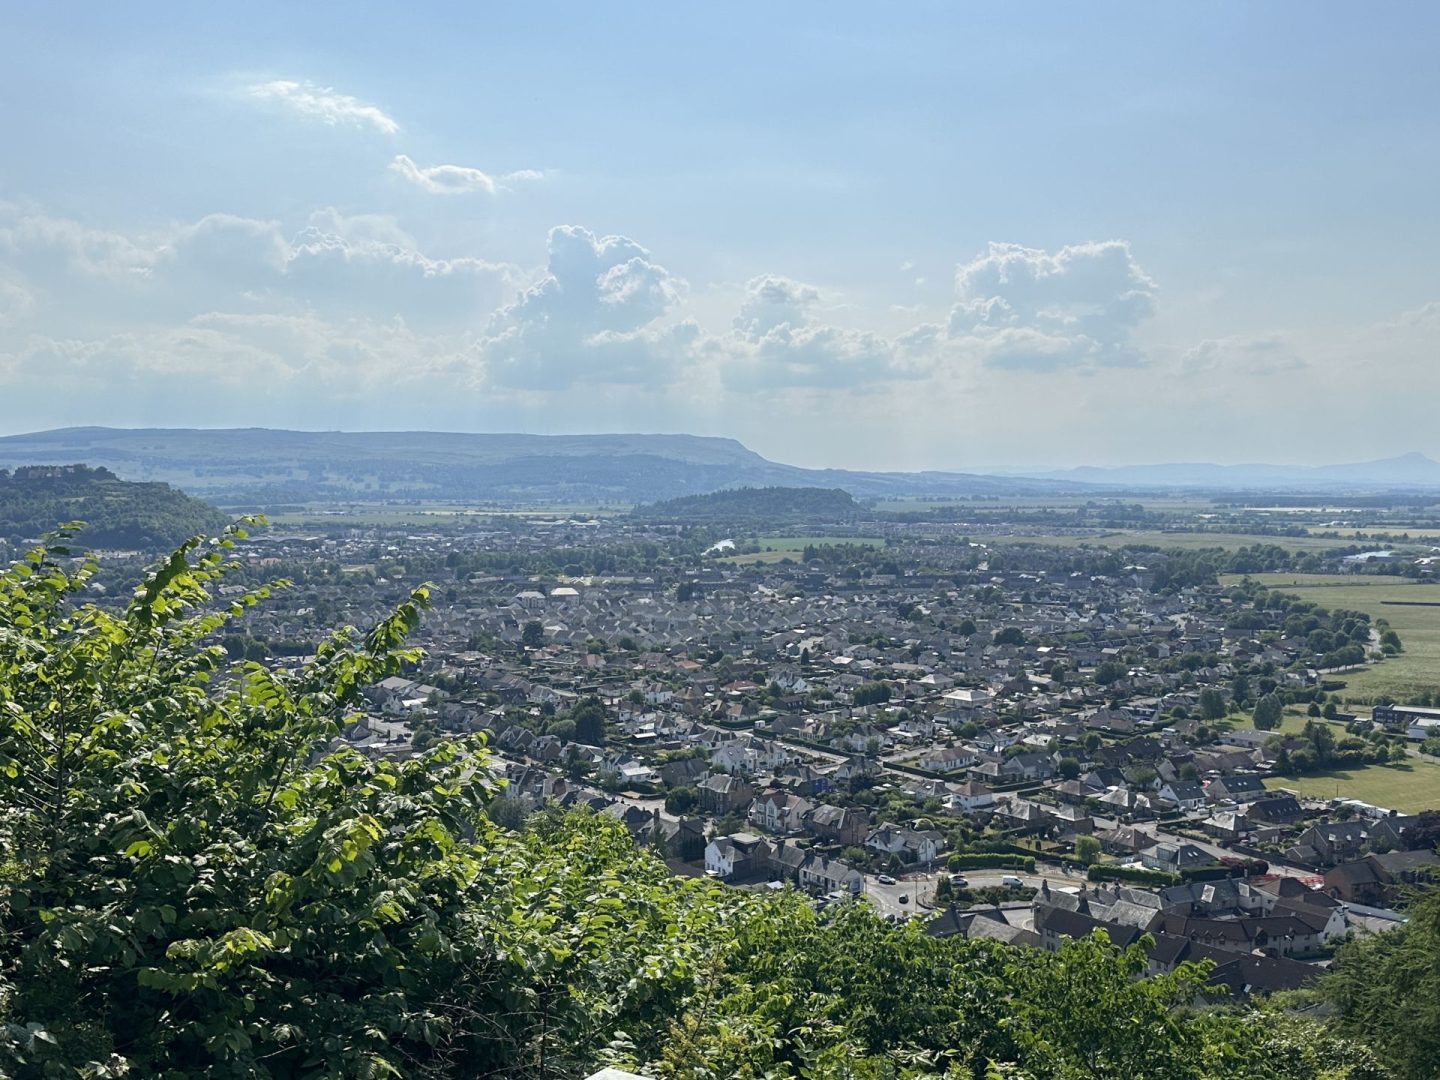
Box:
(1401, 810, 1440, 852)
(570, 695, 609, 746)
(521, 619, 545, 648)
(1322, 884, 1440, 1079)
(992, 626, 1026, 647)
(1303, 717, 1336, 763)
(0, 526, 511, 1075)
(1075, 835, 1102, 865)
(1232, 672, 1252, 707)
(1057, 756, 1081, 780)
(1252, 693, 1283, 731)
(1095, 661, 1126, 685)
(852, 681, 891, 707)
(665, 786, 699, 815)
(1198, 687, 1227, 722)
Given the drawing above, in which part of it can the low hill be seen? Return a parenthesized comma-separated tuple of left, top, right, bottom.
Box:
(0, 464, 230, 549)
(636, 485, 857, 523)
(0, 428, 1085, 505)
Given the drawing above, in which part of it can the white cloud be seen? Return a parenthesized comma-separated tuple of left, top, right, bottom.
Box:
(719, 274, 932, 390)
(0, 204, 509, 331)
(244, 79, 399, 134)
(479, 225, 687, 389)
(391, 154, 497, 195)
(390, 155, 544, 195)
(948, 240, 1156, 370)
(733, 274, 819, 336)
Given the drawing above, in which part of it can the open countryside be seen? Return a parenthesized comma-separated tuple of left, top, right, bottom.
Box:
(1221, 573, 1440, 702)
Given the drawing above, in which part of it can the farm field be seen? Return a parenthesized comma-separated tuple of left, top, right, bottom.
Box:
(259, 502, 628, 526)
(978, 529, 1360, 553)
(1264, 757, 1440, 813)
(1220, 573, 1440, 703)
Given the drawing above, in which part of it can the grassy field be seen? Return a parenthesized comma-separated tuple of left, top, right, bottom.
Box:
(1264, 757, 1440, 812)
(975, 529, 1361, 553)
(260, 502, 628, 526)
(718, 535, 884, 565)
(1220, 573, 1440, 703)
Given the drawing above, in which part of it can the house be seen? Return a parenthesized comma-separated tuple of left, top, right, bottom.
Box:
(697, 773, 755, 816)
(1157, 781, 1207, 812)
(798, 854, 866, 896)
(1000, 752, 1055, 782)
(804, 804, 872, 847)
(704, 832, 770, 880)
(1324, 849, 1440, 906)
(946, 780, 996, 813)
(919, 746, 975, 773)
(864, 824, 946, 865)
(747, 789, 815, 835)
(1140, 841, 1219, 874)
(1285, 818, 1407, 868)
(1206, 774, 1267, 804)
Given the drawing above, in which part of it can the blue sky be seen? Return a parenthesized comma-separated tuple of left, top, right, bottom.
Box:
(1, 3, 1437, 469)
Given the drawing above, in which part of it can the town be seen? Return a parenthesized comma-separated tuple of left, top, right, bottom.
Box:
(136, 493, 1440, 1005)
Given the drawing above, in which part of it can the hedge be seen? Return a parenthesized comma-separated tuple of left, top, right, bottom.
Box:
(1087, 864, 1180, 887)
(1181, 859, 1269, 883)
(947, 853, 1037, 872)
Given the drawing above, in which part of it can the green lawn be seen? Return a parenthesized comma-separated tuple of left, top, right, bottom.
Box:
(1264, 757, 1440, 813)
(1220, 573, 1440, 703)
(718, 535, 884, 564)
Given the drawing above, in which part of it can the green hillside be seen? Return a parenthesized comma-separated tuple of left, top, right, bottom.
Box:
(0, 464, 229, 549)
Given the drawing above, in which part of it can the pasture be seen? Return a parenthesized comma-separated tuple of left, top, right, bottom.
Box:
(1220, 573, 1440, 703)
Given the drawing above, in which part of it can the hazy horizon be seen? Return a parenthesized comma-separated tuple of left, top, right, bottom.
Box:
(2, 4, 1438, 471)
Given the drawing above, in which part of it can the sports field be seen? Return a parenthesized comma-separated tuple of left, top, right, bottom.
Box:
(1265, 757, 1440, 813)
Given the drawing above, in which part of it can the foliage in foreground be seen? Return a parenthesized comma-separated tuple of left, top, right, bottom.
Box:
(1321, 885, 1440, 1080)
(0, 526, 1396, 1078)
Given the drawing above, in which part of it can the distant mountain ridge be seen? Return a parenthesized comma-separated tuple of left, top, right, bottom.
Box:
(1030, 451, 1440, 489)
(0, 428, 1437, 504)
(0, 427, 1081, 504)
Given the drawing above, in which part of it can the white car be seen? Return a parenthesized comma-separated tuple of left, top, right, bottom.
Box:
(876, 873, 897, 885)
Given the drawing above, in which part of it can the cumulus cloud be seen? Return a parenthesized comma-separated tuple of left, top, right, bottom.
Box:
(0, 204, 509, 331)
(719, 274, 931, 390)
(478, 225, 687, 388)
(732, 274, 820, 336)
(947, 240, 1156, 370)
(244, 79, 399, 134)
(389, 155, 543, 195)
